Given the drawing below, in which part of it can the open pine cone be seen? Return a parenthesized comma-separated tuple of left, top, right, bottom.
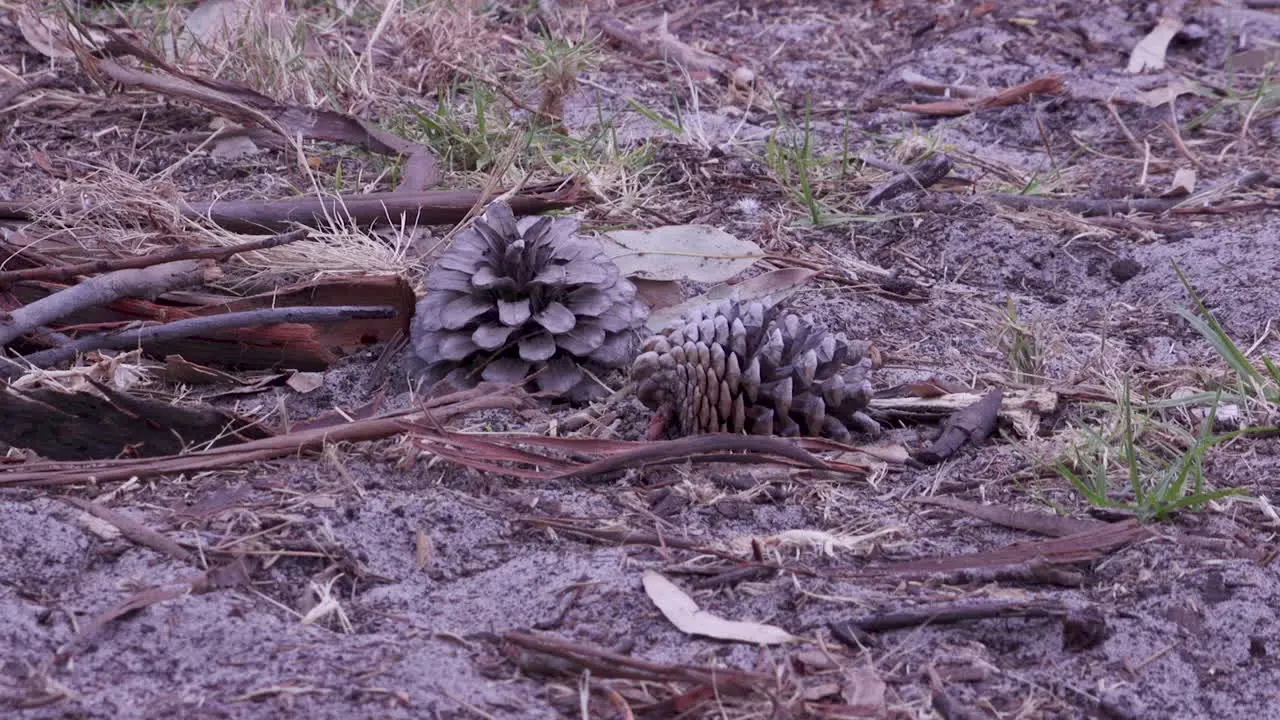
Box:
(631, 300, 878, 441)
(411, 201, 647, 396)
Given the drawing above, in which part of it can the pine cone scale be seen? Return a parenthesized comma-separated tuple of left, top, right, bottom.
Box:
(471, 323, 514, 349)
(533, 302, 576, 334)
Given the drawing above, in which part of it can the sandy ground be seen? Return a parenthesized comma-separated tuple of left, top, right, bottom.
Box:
(4, 1, 1280, 718)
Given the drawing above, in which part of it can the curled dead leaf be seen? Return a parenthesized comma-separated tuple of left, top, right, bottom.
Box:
(643, 570, 800, 645)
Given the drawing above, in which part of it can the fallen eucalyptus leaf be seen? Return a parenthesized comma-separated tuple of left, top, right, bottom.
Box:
(1128, 17, 1183, 73)
(1134, 77, 1197, 108)
(646, 268, 818, 331)
(600, 225, 763, 282)
(644, 571, 800, 644)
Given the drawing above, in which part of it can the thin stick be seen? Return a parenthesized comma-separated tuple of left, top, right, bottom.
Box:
(4, 305, 395, 375)
(1104, 100, 1146, 158)
(1163, 97, 1202, 168)
(838, 598, 1070, 633)
(63, 496, 194, 564)
(0, 259, 220, 347)
(0, 229, 308, 287)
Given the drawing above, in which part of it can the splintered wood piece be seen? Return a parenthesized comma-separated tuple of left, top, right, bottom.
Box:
(0, 384, 529, 488)
(914, 388, 1003, 465)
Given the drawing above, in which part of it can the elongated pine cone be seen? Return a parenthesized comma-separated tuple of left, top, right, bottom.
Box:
(412, 201, 647, 395)
(631, 300, 879, 441)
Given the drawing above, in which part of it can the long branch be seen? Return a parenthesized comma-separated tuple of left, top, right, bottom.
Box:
(0, 179, 593, 234)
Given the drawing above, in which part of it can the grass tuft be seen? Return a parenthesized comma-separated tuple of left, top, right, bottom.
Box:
(523, 32, 599, 125)
(994, 297, 1045, 385)
(1053, 382, 1244, 522)
(1173, 262, 1280, 409)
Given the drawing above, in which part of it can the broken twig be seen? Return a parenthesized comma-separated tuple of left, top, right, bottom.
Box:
(63, 496, 194, 563)
(901, 75, 1064, 116)
(501, 630, 769, 687)
(833, 598, 1071, 634)
(85, 31, 439, 191)
(0, 179, 594, 234)
(595, 14, 734, 81)
(913, 496, 1107, 538)
(864, 154, 955, 207)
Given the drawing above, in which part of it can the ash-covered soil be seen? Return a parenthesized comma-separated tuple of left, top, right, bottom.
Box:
(4, 1, 1280, 719)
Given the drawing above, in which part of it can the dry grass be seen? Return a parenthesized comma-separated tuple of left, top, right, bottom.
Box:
(21, 165, 215, 255)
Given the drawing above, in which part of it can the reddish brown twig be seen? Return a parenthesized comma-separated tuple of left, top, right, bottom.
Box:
(406, 429, 847, 481)
(842, 520, 1153, 577)
(901, 75, 1064, 117)
(63, 496, 193, 563)
(986, 193, 1280, 217)
(501, 630, 770, 687)
(914, 496, 1107, 538)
